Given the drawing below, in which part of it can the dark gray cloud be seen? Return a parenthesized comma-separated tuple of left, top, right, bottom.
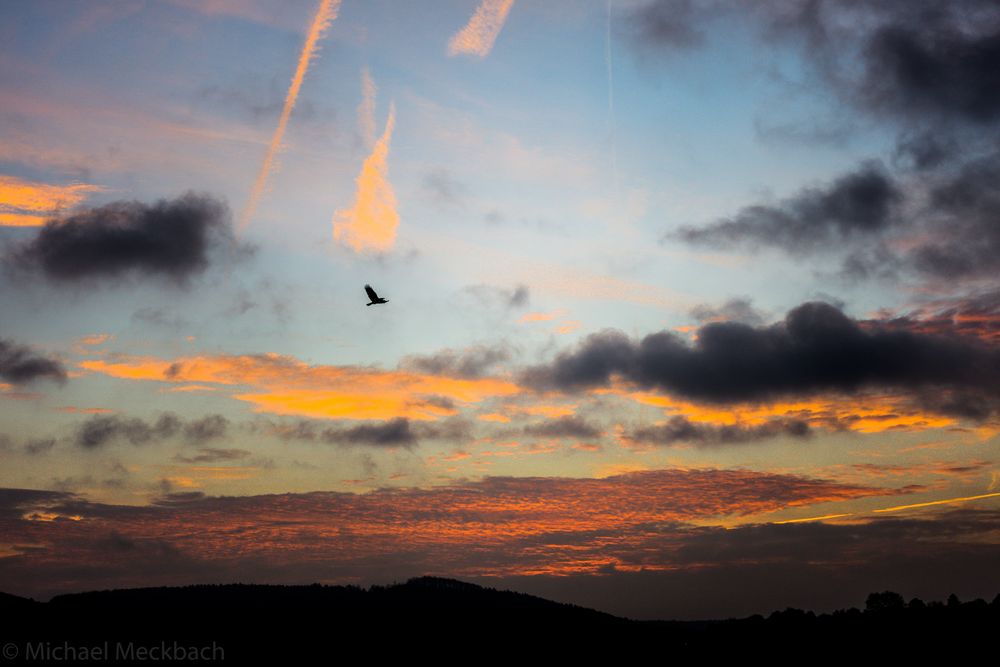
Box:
(24, 438, 57, 456)
(679, 147, 1000, 286)
(321, 418, 417, 448)
(0, 338, 66, 385)
(255, 416, 473, 447)
(76, 414, 180, 448)
(6, 192, 244, 285)
(676, 148, 1000, 284)
(75, 413, 228, 448)
(625, 416, 811, 447)
(630, 1, 1000, 128)
(838, 150, 1000, 282)
(636, 1, 1000, 286)
(183, 415, 229, 443)
(508, 285, 530, 309)
(401, 344, 512, 378)
(523, 416, 602, 440)
(673, 162, 901, 253)
(690, 297, 766, 326)
(861, 17, 1000, 126)
(628, 0, 707, 50)
(891, 131, 959, 171)
(522, 301, 1000, 415)
(910, 152, 1000, 280)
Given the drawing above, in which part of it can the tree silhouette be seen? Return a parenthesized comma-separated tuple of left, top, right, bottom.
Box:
(866, 590, 905, 612)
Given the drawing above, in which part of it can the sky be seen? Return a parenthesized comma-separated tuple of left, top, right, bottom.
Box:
(1, 0, 1000, 620)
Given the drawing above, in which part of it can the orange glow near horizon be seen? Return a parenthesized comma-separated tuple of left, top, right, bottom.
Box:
(7, 467, 905, 580)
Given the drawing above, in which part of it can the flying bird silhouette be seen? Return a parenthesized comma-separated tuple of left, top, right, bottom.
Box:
(365, 284, 389, 306)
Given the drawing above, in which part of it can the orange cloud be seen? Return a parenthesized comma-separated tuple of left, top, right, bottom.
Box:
(478, 413, 511, 423)
(80, 352, 518, 421)
(54, 406, 114, 414)
(7, 467, 900, 586)
(333, 104, 399, 253)
(448, 0, 515, 57)
(237, 0, 340, 233)
(0, 213, 48, 227)
(0, 174, 103, 227)
(519, 309, 567, 324)
(554, 320, 581, 335)
(623, 389, 956, 434)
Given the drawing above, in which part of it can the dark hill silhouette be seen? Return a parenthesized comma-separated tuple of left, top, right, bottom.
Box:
(2, 578, 997, 661)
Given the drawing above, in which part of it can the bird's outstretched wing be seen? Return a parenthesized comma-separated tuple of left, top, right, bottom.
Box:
(365, 284, 379, 301)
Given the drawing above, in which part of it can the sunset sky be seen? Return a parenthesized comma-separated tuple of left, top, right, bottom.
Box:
(2, 0, 1000, 619)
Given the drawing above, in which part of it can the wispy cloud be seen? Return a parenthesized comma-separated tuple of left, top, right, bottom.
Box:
(519, 309, 568, 324)
(237, 0, 340, 233)
(448, 0, 515, 57)
(0, 174, 103, 227)
(333, 100, 399, 254)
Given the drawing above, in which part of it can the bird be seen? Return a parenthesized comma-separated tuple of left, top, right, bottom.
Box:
(364, 284, 389, 306)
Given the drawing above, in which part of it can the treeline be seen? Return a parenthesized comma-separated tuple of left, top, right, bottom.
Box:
(1, 579, 996, 660)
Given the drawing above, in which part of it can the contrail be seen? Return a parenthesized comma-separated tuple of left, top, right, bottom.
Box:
(357, 67, 377, 149)
(773, 490, 1000, 524)
(873, 491, 1000, 513)
(333, 103, 399, 253)
(237, 0, 340, 233)
(448, 0, 515, 57)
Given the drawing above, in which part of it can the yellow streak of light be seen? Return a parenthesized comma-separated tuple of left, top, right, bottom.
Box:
(873, 492, 1000, 513)
(773, 513, 854, 524)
